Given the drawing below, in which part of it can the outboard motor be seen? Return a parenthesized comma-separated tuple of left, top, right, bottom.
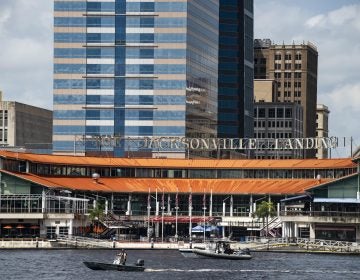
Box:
(242, 248, 251, 255)
(135, 259, 145, 266)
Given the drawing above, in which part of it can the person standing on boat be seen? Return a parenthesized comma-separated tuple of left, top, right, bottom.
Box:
(122, 250, 127, 265)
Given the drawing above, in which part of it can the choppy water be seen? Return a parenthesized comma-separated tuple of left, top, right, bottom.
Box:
(0, 249, 359, 280)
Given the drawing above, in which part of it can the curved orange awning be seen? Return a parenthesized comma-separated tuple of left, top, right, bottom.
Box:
(0, 150, 355, 169)
(2, 170, 331, 195)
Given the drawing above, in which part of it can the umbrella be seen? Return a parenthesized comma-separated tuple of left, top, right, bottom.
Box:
(3, 225, 12, 229)
(30, 225, 40, 229)
(191, 225, 205, 233)
(16, 225, 25, 229)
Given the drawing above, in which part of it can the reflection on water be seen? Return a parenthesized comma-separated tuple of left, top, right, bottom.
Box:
(0, 249, 359, 280)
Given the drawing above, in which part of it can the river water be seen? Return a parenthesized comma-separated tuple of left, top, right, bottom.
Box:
(0, 249, 359, 280)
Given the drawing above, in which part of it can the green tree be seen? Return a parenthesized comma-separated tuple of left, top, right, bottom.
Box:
(255, 200, 276, 237)
(88, 202, 105, 238)
(89, 202, 105, 221)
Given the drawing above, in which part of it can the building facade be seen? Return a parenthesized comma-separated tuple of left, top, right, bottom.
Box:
(218, 0, 254, 152)
(254, 39, 318, 158)
(53, 0, 219, 158)
(0, 150, 358, 241)
(253, 102, 303, 159)
(316, 104, 330, 159)
(0, 94, 52, 150)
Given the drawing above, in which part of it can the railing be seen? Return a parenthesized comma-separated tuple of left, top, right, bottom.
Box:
(281, 210, 360, 218)
(0, 194, 88, 214)
(244, 236, 360, 252)
(56, 235, 116, 248)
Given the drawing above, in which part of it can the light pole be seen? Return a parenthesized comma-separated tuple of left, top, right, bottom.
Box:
(147, 187, 151, 242)
(175, 187, 179, 242)
(188, 187, 192, 248)
(203, 190, 206, 243)
(161, 188, 165, 243)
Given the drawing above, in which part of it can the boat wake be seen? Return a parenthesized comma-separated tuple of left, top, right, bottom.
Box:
(145, 268, 360, 274)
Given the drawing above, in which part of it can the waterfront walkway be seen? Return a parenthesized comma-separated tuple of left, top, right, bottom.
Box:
(1, 236, 360, 254)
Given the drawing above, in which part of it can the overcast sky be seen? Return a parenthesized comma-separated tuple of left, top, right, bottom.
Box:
(0, 0, 359, 157)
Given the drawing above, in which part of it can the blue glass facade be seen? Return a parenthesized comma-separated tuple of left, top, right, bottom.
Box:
(53, 0, 219, 157)
(218, 0, 254, 143)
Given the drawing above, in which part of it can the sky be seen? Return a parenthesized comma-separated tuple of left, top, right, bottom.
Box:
(0, 0, 359, 157)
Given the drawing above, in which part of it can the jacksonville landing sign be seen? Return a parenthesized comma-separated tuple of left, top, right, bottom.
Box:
(77, 136, 339, 151)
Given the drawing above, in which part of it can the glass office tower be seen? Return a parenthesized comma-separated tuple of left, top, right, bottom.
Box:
(218, 0, 253, 158)
(53, 0, 218, 158)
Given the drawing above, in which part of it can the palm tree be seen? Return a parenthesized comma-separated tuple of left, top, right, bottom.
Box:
(88, 203, 105, 238)
(255, 200, 276, 237)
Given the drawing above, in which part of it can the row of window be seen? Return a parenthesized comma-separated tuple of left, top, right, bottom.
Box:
(54, 64, 186, 75)
(54, 110, 185, 121)
(274, 72, 302, 79)
(53, 126, 185, 136)
(3, 159, 354, 179)
(275, 63, 302, 70)
(254, 120, 294, 128)
(274, 54, 302, 60)
(55, 17, 186, 28)
(54, 2, 187, 12)
(54, 79, 186, 90)
(254, 132, 294, 138)
(54, 33, 186, 43)
(254, 108, 293, 118)
(54, 48, 184, 59)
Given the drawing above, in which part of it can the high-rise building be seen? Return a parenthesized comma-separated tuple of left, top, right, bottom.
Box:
(316, 104, 330, 159)
(254, 39, 318, 157)
(0, 93, 52, 150)
(53, 0, 219, 158)
(218, 0, 254, 146)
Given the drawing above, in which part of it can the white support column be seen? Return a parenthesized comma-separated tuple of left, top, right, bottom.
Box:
(42, 190, 46, 213)
(68, 219, 73, 236)
(277, 203, 280, 217)
(294, 223, 298, 238)
(127, 194, 132, 215)
(230, 196, 233, 217)
(249, 195, 253, 217)
(356, 225, 360, 243)
(309, 223, 315, 240)
(222, 202, 226, 217)
(282, 222, 287, 238)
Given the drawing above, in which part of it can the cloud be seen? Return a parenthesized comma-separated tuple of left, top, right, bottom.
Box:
(0, 0, 52, 109)
(305, 4, 360, 30)
(255, 1, 360, 156)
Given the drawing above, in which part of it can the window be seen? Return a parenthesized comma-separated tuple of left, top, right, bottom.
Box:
(274, 72, 281, 79)
(277, 81, 281, 88)
(284, 81, 291, 88)
(295, 53, 302, 60)
(285, 63, 291, 70)
(284, 72, 291, 79)
(275, 63, 281, 70)
(294, 72, 301, 78)
(295, 81, 301, 88)
(258, 108, 265, 117)
(268, 108, 275, 118)
(295, 63, 301, 70)
(285, 108, 292, 118)
(274, 54, 281, 60)
(277, 108, 284, 118)
(294, 91, 301, 97)
(285, 54, 291, 60)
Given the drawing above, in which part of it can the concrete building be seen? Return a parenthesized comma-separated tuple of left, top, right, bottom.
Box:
(254, 39, 318, 158)
(254, 102, 303, 159)
(316, 104, 330, 159)
(253, 79, 304, 159)
(0, 93, 52, 150)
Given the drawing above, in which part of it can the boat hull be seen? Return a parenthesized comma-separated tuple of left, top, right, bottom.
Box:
(83, 261, 145, 271)
(193, 249, 252, 260)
